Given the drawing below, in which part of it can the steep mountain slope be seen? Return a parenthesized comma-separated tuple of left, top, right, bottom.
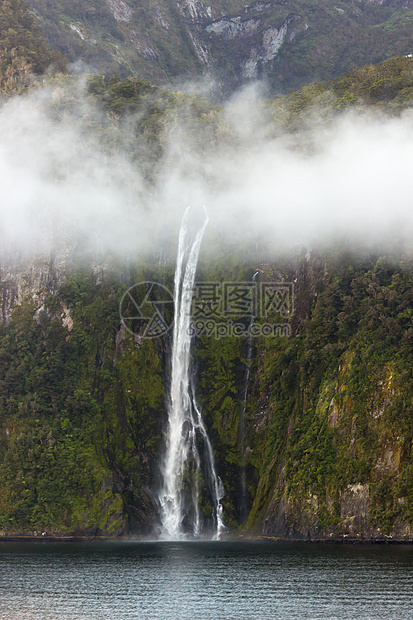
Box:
(0, 0, 66, 93)
(243, 250, 413, 540)
(26, 0, 413, 93)
(3, 247, 413, 540)
(1, 58, 413, 538)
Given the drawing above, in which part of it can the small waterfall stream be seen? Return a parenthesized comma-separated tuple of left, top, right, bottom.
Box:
(239, 270, 259, 523)
(158, 207, 225, 540)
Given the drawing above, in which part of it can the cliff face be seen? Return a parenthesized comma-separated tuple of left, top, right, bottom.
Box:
(26, 0, 413, 93)
(0, 0, 66, 93)
(0, 253, 68, 323)
(2, 247, 413, 539)
(263, 483, 413, 541)
(260, 366, 413, 541)
(0, 255, 166, 537)
(239, 251, 413, 542)
(1, 57, 413, 538)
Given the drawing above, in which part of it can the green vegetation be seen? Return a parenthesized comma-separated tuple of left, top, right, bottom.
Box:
(0, 266, 165, 533)
(269, 56, 413, 135)
(3, 245, 413, 537)
(242, 250, 413, 536)
(23, 0, 413, 94)
(1, 54, 413, 536)
(0, 0, 66, 93)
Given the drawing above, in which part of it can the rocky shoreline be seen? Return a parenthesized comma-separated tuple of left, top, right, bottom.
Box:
(1, 532, 413, 544)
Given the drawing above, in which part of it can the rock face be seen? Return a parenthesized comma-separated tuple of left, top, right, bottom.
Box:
(2, 248, 413, 538)
(0, 250, 165, 538)
(106, 0, 133, 23)
(27, 0, 413, 93)
(262, 482, 413, 541)
(255, 355, 413, 541)
(238, 253, 413, 543)
(0, 253, 67, 323)
(368, 0, 413, 6)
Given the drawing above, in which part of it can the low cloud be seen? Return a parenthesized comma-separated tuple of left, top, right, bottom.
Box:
(1, 81, 413, 264)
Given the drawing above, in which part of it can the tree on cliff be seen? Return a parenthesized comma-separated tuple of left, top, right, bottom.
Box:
(0, 0, 66, 93)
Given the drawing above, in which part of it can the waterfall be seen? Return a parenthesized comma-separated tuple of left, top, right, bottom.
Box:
(158, 207, 225, 540)
(239, 270, 259, 523)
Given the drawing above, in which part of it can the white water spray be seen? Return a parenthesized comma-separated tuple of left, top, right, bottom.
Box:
(159, 207, 225, 540)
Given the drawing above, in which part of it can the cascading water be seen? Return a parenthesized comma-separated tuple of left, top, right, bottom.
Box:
(239, 270, 259, 523)
(158, 207, 225, 540)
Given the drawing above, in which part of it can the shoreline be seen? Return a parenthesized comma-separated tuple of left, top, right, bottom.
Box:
(0, 533, 413, 544)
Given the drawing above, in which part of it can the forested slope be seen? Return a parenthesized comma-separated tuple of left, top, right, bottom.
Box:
(0, 0, 66, 93)
(25, 0, 413, 94)
(0, 57, 413, 537)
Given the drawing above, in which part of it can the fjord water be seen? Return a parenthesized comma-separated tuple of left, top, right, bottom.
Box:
(1, 541, 413, 619)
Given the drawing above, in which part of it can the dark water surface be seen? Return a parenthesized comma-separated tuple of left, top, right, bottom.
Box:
(0, 540, 412, 619)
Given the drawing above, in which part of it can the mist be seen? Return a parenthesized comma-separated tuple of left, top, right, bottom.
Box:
(1, 80, 413, 264)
